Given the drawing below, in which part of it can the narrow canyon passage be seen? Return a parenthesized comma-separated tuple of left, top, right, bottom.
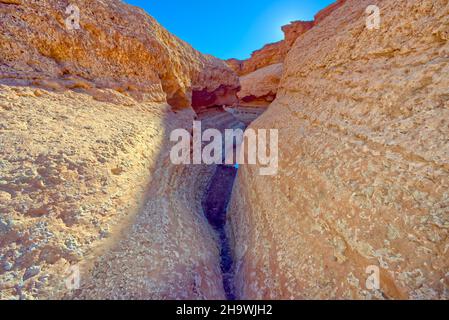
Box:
(1, 0, 447, 301)
(197, 106, 263, 300)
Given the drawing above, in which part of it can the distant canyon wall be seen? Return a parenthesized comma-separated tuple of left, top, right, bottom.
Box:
(226, 21, 314, 77)
(229, 0, 449, 299)
(0, 0, 236, 299)
(237, 63, 283, 107)
(229, 1, 347, 107)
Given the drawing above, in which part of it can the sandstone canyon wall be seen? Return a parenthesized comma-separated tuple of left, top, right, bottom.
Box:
(228, 21, 312, 107)
(227, 1, 348, 79)
(0, 0, 238, 299)
(229, 2, 348, 107)
(237, 63, 283, 107)
(0, 0, 239, 109)
(229, 0, 449, 300)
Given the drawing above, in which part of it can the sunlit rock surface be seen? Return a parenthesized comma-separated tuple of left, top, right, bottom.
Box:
(226, 21, 313, 76)
(237, 63, 283, 107)
(0, 0, 238, 109)
(2, 0, 448, 301)
(229, 0, 449, 300)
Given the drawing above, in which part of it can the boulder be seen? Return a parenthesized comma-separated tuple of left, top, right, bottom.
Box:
(237, 63, 283, 107)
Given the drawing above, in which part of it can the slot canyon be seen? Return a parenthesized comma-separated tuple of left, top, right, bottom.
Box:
(0, 0, 448, 300)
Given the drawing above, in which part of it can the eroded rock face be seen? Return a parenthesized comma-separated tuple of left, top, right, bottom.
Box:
(0, 0, 239, 300)
(237, 63, 283, 107)
(226, 21, 314, 76)
(192, 85, 239, 112)
(229, 0, 449, 300)
(0, 0, 238, 109)
(69, 108, 236, 300)
(0, 86, 228, 300)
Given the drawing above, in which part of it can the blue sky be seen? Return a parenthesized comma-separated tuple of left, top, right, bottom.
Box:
(124, 0, 335, 60)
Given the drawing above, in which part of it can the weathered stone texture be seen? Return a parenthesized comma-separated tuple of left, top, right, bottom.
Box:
(237, 63, 283, 107)
(227, 21, 314, 76)
(229, 0, 449, 300)
(0, 0, 238, 109)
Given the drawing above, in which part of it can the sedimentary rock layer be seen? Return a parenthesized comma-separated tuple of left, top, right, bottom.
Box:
(228, 0, 351, 78)
(72, 108, 245, 300)
(0, 0, 240, 299)
(0, 0, 239, 109)
(227, 2, 349, 106)
(229, 0, 449, 299)
(237, 63, 283, 107)
(0, 86, 228, 299)
(314, 0, 347, 25)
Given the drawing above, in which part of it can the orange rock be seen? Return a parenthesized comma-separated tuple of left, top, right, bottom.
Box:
(237, 63, 283, 107)
(229, 0, 449, 300)
(227, 21, 313, 76)
(0, 0, 238, 109)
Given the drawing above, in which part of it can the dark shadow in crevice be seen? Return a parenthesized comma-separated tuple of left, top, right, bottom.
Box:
(201, 164, 238, 300)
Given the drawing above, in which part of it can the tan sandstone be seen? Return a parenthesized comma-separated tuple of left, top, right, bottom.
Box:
(0, 0, 239, 300)
(237, 63, 283, 107)
(229, 0, 449, 300)
(0, 0, 239, 109)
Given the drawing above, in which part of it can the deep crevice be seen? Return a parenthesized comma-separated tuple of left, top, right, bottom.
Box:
(199, 105, 265, 300)
(202, 165, 238, 300)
